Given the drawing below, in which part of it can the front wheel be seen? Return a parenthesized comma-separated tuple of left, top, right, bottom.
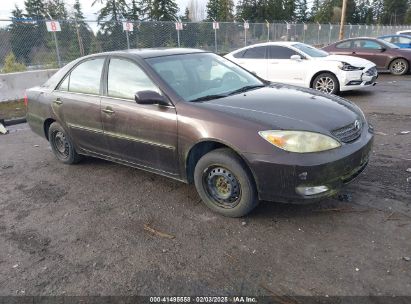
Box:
(48, 122, 82, 164)
(194, 148, 258, 217)
(312, 73, 339, 95)
(389, 58, 409, 75)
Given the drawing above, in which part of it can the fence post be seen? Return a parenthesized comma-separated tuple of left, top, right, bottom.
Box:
(243, 19, 248, 47)
(52, 31, 62, 67)
(125, 29, 130, 49)
(317, 22, 321, 45)
(302, 22, 306, 43)
(212, 19, 218, 53)
(328, 23, 332, 44)
(266, 20, 270, 42)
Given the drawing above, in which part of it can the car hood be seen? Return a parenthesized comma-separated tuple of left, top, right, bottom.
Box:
(317, 54, 375, 68)
(199, 84, 364, 134)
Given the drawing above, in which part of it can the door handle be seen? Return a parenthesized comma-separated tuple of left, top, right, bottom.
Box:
(53, 98, 63, 105)
(352, 52, 356, 54)
(102, 108, 115, 115)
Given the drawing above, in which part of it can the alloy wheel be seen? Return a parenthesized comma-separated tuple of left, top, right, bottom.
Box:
(391, 60, 407, 75)
(314, 77, 335, 94)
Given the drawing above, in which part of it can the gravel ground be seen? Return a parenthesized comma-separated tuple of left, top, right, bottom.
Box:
(0, 74, 410, 297)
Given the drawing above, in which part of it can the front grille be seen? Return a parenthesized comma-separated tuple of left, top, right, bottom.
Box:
(332, 120, 362, 143)
(364, 67, 377, 76)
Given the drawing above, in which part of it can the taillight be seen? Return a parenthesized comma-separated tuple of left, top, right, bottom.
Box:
(24, 93, 28, 107)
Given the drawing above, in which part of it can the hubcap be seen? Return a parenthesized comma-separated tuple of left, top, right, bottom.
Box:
(315, 77, 335, 94)
(53, 131, 69, 158)
(392, 60, 406, 74)
(204, 166, 241, 208)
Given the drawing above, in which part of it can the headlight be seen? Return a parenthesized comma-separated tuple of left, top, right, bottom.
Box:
(258, 130, 341, 153)
(338, 62, 364, 71)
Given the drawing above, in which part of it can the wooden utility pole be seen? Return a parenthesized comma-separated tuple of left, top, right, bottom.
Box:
(339, 0, 348, 40)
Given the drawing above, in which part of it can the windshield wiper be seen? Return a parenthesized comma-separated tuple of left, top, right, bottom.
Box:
(189, 94, 228, 102)
(227, 85, 266, 96)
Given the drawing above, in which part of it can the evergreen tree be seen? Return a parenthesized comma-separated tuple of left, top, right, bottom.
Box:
(47, 0, 68, 19)
(381, 0, 408, 24)
(206, 0, 234, 21)
(295, 0, 308, 22)
(181, 7, 191, 21)
(127, 0, 141, 20)
(283, 0, 296, 21)
(405, 5, 411, 24)
(149, 0, 179, 21)
(24, 0, 47, 19)
(9, 5, 35, 64)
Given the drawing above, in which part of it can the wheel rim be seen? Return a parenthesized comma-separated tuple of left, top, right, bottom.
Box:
(392, 60, 406, 74)
(315, 76, 335, 94)
(203, 166, 241, 209)
(52, 131, 70, 159)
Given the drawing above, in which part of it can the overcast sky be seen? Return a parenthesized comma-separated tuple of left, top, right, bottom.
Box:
(0, 0, 191, 20)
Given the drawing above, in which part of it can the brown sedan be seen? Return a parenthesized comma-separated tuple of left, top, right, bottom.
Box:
(26, 49, 374, 217)
(323, 37, 411, 75)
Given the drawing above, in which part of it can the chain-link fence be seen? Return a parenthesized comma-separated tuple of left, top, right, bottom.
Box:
(1, 19, 410, 72)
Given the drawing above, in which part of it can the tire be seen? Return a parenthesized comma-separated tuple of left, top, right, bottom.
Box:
(48, 122, 82, 164)
(194, 148, 258, 217)
(389, 58, 409, 75)
(312, 72, 340, 95)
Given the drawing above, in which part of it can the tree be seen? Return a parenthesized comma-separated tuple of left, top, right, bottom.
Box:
(24, 0, 46, 19)
(295, 0, 308, 22)
(92, 0, 128, 51)
(380, 0, 408, 24)
(47, 0, 68, 19)
(1, 52, 27, 73)
(127, 0, 141, 20)
(283, 0, 296, 21)
(206, 0, 234, 21)
(149, 0, 179, 21)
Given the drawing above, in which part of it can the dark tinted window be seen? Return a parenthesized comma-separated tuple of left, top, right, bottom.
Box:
(336, 41, 352, 49)
(69, 58, 104, 94)
(243, 46, 266, 59)
(233, 50, 246, 58)
(269, 46, 298, 59)
(107, 58, 159, 100)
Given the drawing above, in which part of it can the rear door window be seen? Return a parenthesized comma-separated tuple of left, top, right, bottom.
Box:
(353, 40, 382, 49)
(336, 41, 352, 49)
(69, 58, 105, 95)
(242, 46, 267, 59)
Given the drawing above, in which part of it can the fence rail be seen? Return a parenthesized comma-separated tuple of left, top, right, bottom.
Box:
(1, 19, 410, 72)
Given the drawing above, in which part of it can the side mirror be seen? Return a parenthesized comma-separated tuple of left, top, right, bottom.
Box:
(379, 47, 386, 52)
(290, 54, 302, 61)
(135, 90, 169, 106)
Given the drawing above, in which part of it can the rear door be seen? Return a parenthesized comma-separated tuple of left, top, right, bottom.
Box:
(100, 57, 178, 175)
(233, 46, 268, 79)
(53, 57, 108, 154)
(350, 39, 388, 68)
(266, 45, 306, 86)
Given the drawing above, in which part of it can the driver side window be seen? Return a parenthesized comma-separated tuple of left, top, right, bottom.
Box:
(107, 58, 159, 100)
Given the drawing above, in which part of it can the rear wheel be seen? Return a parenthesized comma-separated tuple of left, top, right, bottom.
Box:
(48, 122, 82, 164)
(194, 148, 258, 217)
(389, 58, 409, 75)
(312, 73, 339, 95)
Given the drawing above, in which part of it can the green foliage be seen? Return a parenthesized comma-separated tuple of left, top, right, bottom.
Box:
(206, 0, 235, 21)
(149, 0, 179, 21)
(1, 52, 27, 73)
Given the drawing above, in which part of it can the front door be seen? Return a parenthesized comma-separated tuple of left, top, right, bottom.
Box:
(266, 45, 306, 86)
(100, 57, 179, 175)
(351, 39, 388, 68)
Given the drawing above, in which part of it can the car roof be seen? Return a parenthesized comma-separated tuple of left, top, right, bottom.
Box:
(379, 34, 411, 38)
(83, 48, 206, 59)
(240, 41, 299, 48)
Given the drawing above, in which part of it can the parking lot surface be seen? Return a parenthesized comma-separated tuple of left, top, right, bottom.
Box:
(0, 74, 410, 296)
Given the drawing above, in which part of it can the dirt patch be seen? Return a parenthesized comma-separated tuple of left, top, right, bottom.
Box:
(0, 99, 26, 120)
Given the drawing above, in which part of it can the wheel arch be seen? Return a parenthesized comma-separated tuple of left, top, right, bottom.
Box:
(185, 140, 257, 187)
(388, 57, 410, 72)
(43, 118, 56, 141)
(309, 70, 339, 89)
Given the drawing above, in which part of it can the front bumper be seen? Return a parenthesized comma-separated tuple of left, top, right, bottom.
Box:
(244, 128, 374, 203)
(338, 68, 378, 92)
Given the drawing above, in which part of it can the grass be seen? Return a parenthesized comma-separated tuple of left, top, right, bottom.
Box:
(0, 100, 26, 121)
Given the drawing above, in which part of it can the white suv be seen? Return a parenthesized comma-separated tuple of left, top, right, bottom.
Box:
(225, 42, 378, 95)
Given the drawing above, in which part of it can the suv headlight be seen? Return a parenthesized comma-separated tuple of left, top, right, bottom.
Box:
(259, 130, 341, 153)
(338, 62, 364, 71)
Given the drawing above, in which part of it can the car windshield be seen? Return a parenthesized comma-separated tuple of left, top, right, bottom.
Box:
(293, 43, 329, 57)
(377, 39, 399, 49)
(146, 53, 265, 102)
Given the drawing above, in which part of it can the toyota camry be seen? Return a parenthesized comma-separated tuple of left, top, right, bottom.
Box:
(26, 49, 374, 217)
